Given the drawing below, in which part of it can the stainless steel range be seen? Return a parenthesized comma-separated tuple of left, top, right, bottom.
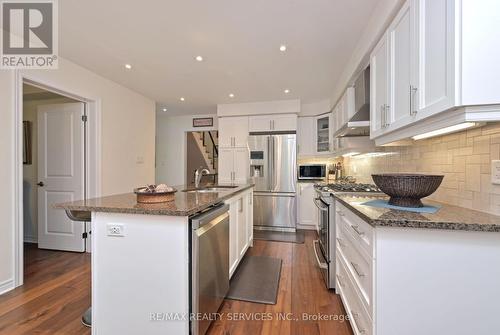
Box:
(312, 183, 381, 289)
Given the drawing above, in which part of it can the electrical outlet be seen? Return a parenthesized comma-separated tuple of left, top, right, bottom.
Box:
(107, 224, 125, 237)
(492, 160, 500, 185)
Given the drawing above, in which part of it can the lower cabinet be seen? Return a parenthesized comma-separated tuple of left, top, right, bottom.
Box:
(226, 188, 254, 277)
(297, 182, 317, 229)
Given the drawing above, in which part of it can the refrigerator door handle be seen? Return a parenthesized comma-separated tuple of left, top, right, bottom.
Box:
(267, 136, 272, 191)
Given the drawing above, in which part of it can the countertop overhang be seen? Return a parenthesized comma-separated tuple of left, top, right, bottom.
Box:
(55, 183, 254, 217)
(334, 193, 500, 233)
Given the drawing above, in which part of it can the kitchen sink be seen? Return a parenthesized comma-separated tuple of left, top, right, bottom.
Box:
(182, 185, 238, 193)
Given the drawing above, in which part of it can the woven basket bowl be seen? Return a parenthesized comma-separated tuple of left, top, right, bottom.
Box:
(134, 188, 177, 203)
(371, 174, 444, 208)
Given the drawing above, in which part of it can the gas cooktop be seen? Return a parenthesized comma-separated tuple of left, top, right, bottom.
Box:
(314, 182, 381, 193)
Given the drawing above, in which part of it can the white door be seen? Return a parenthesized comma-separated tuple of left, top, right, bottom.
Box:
(370, 33, 390, 138)
(388, 0, 414, 130)
(37, 103, 86, 252)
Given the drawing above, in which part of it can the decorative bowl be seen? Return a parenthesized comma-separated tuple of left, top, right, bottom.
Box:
(371, 174, 444, 208)
(134, 185, 177, 203)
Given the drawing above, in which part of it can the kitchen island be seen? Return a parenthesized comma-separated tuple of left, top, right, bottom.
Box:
(56, 183, 254, 335)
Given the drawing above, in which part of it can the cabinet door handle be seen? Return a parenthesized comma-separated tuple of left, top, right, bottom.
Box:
(410, 86, 418, 116)
(350, 261, 365, 277)
(380, 105, 384, 128)
(351, 225, 365, 236)
(385, 104, 390, 127)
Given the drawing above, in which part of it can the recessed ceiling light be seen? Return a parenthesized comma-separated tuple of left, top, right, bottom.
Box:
(229, 93, 234, 98)
(195, 56, 203, 62)
(162, 108, 167, 112)
(180, 97, 185, 102)
(125, 64, 132, 69)
(284, 89, 290, 94)
(279, 45, 287, 52)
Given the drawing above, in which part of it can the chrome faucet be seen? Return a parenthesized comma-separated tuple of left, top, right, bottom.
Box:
(194, 167, 210, 188)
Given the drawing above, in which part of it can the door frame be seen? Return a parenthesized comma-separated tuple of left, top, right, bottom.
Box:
(13, 71, 102, 288)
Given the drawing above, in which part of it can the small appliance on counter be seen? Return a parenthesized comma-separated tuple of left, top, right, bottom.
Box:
(298, 164, 326, 180)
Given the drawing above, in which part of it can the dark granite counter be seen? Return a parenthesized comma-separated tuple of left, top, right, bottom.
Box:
(334, 193, 500, 232)
(55, 183, 254, 217)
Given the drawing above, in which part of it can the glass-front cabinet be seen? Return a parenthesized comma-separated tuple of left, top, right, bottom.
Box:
(316, 114, 330, 153)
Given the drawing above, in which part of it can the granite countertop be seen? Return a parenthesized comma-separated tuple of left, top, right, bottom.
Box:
(334, 193, 500, 232)
(55, 183, 254, 217)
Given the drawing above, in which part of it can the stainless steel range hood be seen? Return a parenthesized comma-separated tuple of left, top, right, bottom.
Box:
(333, 67, 371, 137)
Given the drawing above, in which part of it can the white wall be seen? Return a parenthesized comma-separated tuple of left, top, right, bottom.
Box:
(300, 99, 331, 116)
(217, 99, 300, 117)
(0, 57, 156, 294)
(156, 114, 218, 186)
(330, 0, 404, 107)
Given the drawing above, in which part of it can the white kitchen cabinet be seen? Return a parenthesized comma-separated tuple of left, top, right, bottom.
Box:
(218, 147, 249, 184)
(370, 33, 390, 139)
(226, 188, 254, 277)
(248, 114, 297, 132)
(297, 182, 317, 229)
(218, 116, 249, 147)
(237, 197, 248, 258)
(388, 1, 415, 130)
(411, 0, 455, 120)
(297, 117, 315, 156)
(335, 200, 500, 335)
(371, 0, 500, 144)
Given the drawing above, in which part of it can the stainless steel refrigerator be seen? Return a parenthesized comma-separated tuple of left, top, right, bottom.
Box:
(249, 133, 297, 230)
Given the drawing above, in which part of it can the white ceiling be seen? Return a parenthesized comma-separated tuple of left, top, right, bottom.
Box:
(59, 0, 378, 115)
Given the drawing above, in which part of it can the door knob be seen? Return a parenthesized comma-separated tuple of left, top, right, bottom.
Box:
(37, 182, 44, 187)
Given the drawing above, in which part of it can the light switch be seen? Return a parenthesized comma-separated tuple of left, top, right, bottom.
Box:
(492, 160, 500, 185)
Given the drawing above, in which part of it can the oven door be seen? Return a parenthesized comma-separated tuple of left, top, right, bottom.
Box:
(313, 196, 330, 262)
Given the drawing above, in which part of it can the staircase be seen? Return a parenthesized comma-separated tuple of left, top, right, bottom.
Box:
(192, 131, 218, 174)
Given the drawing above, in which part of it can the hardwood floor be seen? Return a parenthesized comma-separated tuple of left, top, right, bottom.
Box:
(208, 231, 353, 335)
(0, 244, 91, 335)
(0, 233, 352, 335)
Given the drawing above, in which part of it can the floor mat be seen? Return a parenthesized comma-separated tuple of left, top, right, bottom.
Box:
(253, 229, 305, 244)
(226, 255, 282, 305)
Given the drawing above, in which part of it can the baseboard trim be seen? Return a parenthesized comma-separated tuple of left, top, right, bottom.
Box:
(23, 236, 38, 244)
(0, 279, 14, 295)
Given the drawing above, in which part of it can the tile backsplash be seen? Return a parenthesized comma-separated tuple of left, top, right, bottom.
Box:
(342, 123, 500, 215)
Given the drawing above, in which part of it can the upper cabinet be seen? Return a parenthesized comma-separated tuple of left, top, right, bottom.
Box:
(248, 114, 297, 132)
(370, 33, 390, 138)
(297, 117, 315, 157)
(218, 116, 249, 147)
(315, 114, 330, 153)
(370, 0, 500, 144)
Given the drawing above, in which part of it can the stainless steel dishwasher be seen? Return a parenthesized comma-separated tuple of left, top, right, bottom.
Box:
(190, 204, 230, 335)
